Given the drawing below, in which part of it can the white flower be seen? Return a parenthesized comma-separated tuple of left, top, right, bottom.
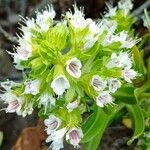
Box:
(66, 4, 86, 29)
(116, 32, 138, 49)
(84, 34, 98, 49)
(50, 138, 64, 150)
(44, 115, 61, 135)
(66, 57, 82, 78)
(24, 79, 40, 95)
(66, 4, 84, 19)
(51, 75, 70, 95)
(91, 75, 107, 92)
(0, 92, 19, 113)
(88, 19, 100, 35)
(36, 5, 55, 32)
(107, 52, 132, 69)
(46, 127, 67, 143)
(101, 34, 116, 47)
(15, 40, 32, 61)
(105, 3, 117, 17)
(19, 102, 33, 117)
(96, 91, 113, 107)
(107, 78, 121, 93)
(66, 128, 83, 148)
(13, 54, 23, 70)
(122, 68, 137, 83)
(100, 19, 117, 35)
(0, 80, 19, 91)
(40, 93, 55, 106)
(66, 100, 79, 112)
(118, 0, 133, 16)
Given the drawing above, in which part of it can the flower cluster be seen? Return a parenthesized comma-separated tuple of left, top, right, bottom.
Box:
(0, 0, 140, 149)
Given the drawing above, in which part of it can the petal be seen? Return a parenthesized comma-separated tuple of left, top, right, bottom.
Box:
(51, 75, 70, 95)
(91, 75, 107, 91)
(66, 128, 83, 147)
(66, 100, 79, 112)
(108, 78, 121, 93)
(66, 57, 82, 78)
(52, 128, 67, 141)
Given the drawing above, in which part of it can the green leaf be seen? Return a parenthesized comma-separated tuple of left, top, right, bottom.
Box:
(0, 131, 3, 148)
(65, 86, 75, 103)
(81, 104, 119, 143)
(113, 85, 137, 104)
(126, 105, 145, 145)
(84, 132, 101, 150)
(132, 46, 146, 75)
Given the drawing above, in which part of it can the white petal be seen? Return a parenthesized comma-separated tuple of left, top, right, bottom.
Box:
(66, 100, 79, 112)
(52, 128, 67, 141)
(40, 93, 56, 106)
(50, 138, 64, 150)
(107, 78, 121, 93)
(66, 128, 83, 147)
(6, 100, 19, 113)
(66, 57, 82, 78)
(51, 75, 70, 95)
(122, 68, 137, 83)
(24, 80, 40, 95)
(44, 115, 61, 134)
(96, 91, 113, 107)
(91, 75, 107, 91)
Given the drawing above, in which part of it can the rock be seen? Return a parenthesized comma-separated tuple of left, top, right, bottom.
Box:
(0, 48, 20, 81)
(12, 120, 47, 150)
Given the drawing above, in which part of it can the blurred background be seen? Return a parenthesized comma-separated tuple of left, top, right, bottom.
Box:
(0, 0, 150, 150)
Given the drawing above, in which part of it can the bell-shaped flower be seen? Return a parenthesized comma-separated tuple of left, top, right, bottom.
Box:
(66, 128, 83, 148)
(46, 127, 67, 143)
(51, 75, 70, 96)
(106, 53, 122, 69)
(24, 79, 40, 95)
(36, 5, 55, 32)
(91, 75, 107, 92)
(66, 100, 79, 112)
(107, 78, 121, 93)
(104, 3, 117, 18)
(118, 0, 133, 16)
(66, 57, 82, 78)
(44, 115, 61, 135)
(0, 92, 20, 113)
(122, 68, 137, 83)
(116, 32, 138, 49)
(50, 138, 64, 150)
(107, 51, 132, 69)
(15, 38, 32, 61)
(19, 102, 34, 117)
(96, 91, 113, 107)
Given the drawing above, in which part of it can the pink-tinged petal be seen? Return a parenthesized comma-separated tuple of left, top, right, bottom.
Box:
(91, 75, 107, 91)
(122, 68, 137, 83)
(66, 57, 82, 78)
(6, 100, 19, 113)
(44, 115, 61, 134)
(66, 128, 83, 148)
(107, 78, 121, 93)
(96, 91, 113, 107)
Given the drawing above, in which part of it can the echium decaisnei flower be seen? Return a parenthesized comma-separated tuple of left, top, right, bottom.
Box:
(0, 0, 142, 149)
